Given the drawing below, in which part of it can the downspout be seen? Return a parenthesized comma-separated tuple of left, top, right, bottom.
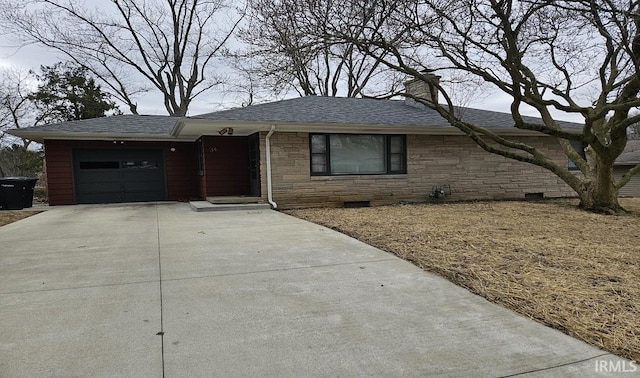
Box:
(265, 125, 278, 209)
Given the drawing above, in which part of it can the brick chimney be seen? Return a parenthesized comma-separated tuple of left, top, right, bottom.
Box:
(404, 73, 440, 107)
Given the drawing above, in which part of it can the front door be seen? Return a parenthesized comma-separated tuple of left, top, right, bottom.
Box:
(204, 136, 250, 196)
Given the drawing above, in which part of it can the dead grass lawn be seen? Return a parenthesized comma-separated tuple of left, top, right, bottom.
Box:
(0, 211, 41, 227)
(286, 198, 640, 361)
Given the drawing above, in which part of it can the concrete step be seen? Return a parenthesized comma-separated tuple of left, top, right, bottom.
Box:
(206, 196, 264, 205)
(189, 201, 271, 212)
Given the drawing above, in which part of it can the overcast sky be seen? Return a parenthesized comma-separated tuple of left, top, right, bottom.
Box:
(0, 42, 237, 116)
(0, 1, 583, 123)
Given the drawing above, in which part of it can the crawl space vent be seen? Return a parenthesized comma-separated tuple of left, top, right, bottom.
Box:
(343, 200, 371, 208)
(524, 192, 544, 201)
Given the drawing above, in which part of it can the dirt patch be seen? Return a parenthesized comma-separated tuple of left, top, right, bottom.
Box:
(0, 211, 41, 227)
(286, 198, 640, 361)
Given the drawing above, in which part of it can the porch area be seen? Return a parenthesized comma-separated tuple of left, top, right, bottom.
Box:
(196, 135, 262, 200)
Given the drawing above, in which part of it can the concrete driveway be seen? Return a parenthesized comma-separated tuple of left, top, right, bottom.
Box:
(0, 203, 633, 377)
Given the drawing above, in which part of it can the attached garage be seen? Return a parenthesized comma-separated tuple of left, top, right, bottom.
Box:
(9, 116, 199, 206)
(37, 137, 199, 206)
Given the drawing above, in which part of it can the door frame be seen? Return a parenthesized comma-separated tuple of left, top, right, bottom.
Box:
(248, 133, 261, 197)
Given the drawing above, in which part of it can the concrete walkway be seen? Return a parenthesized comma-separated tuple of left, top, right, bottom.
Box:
(0, 203, 633, 377)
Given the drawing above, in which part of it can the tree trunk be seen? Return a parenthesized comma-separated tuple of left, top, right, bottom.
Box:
(579, 155, 622, 214)
(171, 101, 189, 117)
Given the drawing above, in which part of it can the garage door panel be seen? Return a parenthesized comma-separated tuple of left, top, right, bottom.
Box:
(79, 191, 125, 204)
(76, 170, 122, 183)
(123, 190, 165, 202)
(122, 170, 162, 181)
(73, 149, 166, 204)
(124, 179, 165, 192)
(75, 181, 123, 193)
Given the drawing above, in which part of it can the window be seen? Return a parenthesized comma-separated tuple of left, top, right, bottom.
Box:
(568, 140, 587, 171)
(79, 161, 119, 169)
(310, 134, 328, 173)
(310, 134, 406, 175)
(122, 160, 159, 169)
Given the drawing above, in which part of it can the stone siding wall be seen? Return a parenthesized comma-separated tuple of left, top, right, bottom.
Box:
(259, 132, 575, 209)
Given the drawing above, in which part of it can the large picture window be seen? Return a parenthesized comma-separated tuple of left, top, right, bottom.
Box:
(310, 134, 406, 175)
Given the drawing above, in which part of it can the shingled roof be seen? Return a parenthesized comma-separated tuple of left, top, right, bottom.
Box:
(8, 96, 583, 141)
(12, 114, 180, 135)
(194, 96, 582, 130)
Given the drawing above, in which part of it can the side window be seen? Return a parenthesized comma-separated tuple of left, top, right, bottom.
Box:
(568, 140, 586, 171)
(388, 135, 406, 173)
(310, 134, 329, 175)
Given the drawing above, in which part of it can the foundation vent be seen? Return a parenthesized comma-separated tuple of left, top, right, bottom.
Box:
(343, 200, 371, 208)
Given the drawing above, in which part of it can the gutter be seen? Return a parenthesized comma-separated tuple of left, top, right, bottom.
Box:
(265, 125, 278, 209)
(6, 130, 192, 143)
(174, 121, 554, 137)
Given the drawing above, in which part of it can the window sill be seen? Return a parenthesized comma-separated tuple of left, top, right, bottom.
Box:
(310, 174, 408, 181)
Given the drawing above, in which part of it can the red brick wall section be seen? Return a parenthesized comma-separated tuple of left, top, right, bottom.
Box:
(43, 140, 74, 205)
(43, 139, 200, 205)
(164, 142, 199, 201)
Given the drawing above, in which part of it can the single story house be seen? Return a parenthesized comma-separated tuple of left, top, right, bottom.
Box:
(9, 83, 584, 208)
(615, 140, 640, 197)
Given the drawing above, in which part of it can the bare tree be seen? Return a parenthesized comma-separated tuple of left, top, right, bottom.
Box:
(221, 52, 277, 107)
(327, 0, 640, 213)
(240, 0, 402, 98)
(1, 0, 245, 116)
(0, 68, 45, 177)
(0, 69, 43, 148)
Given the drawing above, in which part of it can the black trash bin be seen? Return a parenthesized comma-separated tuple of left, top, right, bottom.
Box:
(21, 178, 38, 208)
(0, 177, 38, 210)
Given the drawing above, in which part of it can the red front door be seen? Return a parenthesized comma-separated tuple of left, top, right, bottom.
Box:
(202, 136, 250, 196)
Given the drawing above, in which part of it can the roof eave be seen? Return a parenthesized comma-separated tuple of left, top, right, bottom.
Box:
(7, 130, 194, 143)
(176, 118, 547, 137)
(8, 120, 553, 143)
